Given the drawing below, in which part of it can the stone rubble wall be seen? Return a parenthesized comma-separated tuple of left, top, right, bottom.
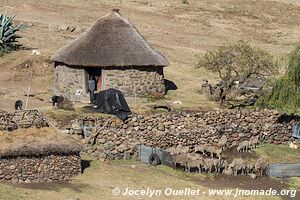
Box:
(0, 154, 81, 183)
(65, 110, 300, 161)
(53, 64, 88, 101)
(103, 67, 165, 97)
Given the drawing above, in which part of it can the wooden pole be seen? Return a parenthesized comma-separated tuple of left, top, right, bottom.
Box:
(25, 72, 33, 110)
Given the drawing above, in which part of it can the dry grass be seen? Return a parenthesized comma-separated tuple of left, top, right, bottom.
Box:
(0, 127, 83, 157)
(0, 154, 281, 200)
(1, 0, 300, 112)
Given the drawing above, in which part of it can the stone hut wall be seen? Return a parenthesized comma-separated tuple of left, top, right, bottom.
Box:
(0, 154, 81, 183)
(102, 66, 165, 97)
(67, 111, 300, 160)
(53, 64, 88, 101)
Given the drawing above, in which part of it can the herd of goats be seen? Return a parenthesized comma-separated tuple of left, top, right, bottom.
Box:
(166, 135, 266, 178)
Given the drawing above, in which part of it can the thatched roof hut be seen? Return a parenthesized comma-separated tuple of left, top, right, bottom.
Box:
(0, 128, 83, 158)
(51, 9, 168, 101)
(51, 10, 168, 67)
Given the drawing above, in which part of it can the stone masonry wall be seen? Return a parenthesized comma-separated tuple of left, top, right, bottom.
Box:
(54, 64, 87, 101)
(103, 66, 165, 97)
(68, 110, 300, 160)
(0, 154, 81, 183)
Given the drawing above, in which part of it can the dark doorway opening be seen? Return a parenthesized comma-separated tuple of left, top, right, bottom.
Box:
(85, 68, 102, 91)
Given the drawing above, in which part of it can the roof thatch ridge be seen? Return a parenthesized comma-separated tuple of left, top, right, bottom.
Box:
(0, 143, 83, 158)
(51, 10, 168, 67)
(0, 128, 83, 158)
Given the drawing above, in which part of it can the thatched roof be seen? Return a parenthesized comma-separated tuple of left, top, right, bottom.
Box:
(51, 10, 168, 67)
(0, 128, 83, 158)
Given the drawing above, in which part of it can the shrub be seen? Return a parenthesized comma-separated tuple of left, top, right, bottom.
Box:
(257, 44, 300, 113)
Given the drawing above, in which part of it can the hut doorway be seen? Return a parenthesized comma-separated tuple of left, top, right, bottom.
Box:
(85, 68, 102, 91)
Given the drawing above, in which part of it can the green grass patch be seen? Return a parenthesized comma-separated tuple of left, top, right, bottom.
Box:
(255, 144, 300, 164)
(288, 177, 300, 191)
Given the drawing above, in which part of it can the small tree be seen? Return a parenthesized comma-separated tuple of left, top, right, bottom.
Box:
(197, 41, 277, 106)
(0, 12, 27, 56)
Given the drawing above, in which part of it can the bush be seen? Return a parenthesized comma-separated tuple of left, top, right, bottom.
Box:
(257, 44, 300, 113)
(0, 13, 27, 56)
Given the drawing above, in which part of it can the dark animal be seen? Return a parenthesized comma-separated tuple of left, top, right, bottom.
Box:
(15, 100, 23, 110)
(51, 95, 64, 107)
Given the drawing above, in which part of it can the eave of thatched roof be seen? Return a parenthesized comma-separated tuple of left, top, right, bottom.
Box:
(51, 10, 168, 68)
(0, 128, 83, 158)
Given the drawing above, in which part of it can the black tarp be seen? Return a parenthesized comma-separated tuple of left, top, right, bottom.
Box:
(94, 89, 131, 120)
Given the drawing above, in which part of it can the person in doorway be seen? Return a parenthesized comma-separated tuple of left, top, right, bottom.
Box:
(88, 76, 96, 104)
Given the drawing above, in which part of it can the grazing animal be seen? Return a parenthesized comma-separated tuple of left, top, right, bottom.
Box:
(224, 166, 234, 175)
(186, 155, 203, 173)
(254, 158, 267, 176)
(14, 100, 23, 110)
(50, 95, 64, 107)
(237, 140, 250, 152)
(218, 135, 228, 150)
(249, 136, 260, 150)
(230, 158, 247, 175)
(172, 153, 188, 170)
(194, 145, 207, 155)
(206, 145, 222, 159)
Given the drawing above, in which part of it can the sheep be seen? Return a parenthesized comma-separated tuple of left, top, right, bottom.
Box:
(212, 159, 221, 173)
(249, 136, 260, 150)
(176, 145, 189, 154)
(237, 140, 249, 152)
(230, 158, 247, 175)
(184, 153, 204, 172)
(194, 145, 208, 156)
(218, 135, 228, 150)
(172, 153, 188, 170)
(166, 147, 177, 155)
(203, 158, 215, 173)
(224, 165, 234, 175)
(254, 158, 267, 176)
(246, 161, 255, 174)
(218, 159, 228, 173)
(206, 145, 222, 159)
